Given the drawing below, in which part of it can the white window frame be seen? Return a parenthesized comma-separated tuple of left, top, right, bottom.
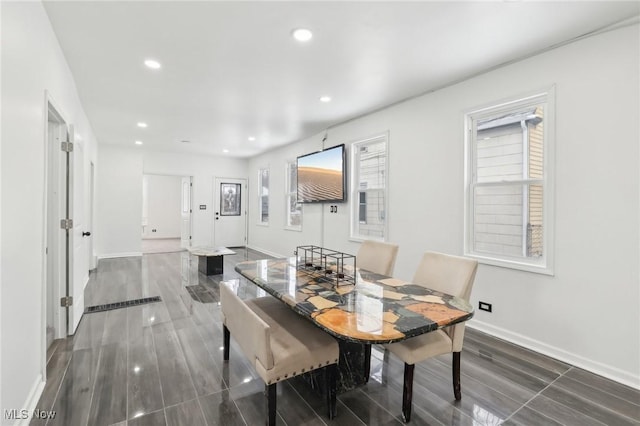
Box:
(284, 160, 302, 231)
(464, 88, 555, 275)
(350, 133, 389, 242)
(258, 167, 269, 226)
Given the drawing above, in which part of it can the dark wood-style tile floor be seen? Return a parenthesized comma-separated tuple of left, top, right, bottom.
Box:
(32, 249, 640, 426)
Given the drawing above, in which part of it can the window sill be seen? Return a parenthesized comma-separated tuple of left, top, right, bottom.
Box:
(284, 226, 302, 232)
(349, 235, 386, 244)
(256, 222, 269, 227)
(465, 252, 554, 276)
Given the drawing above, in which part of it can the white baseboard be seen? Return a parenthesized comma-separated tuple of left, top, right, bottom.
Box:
(97, 252, 142, 260)
(246, 245, 288, 259)
(14, 374, 45, 426)
(468, 319, 640, 390)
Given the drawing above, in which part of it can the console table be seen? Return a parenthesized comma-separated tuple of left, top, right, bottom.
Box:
(189, 246, 235, 275)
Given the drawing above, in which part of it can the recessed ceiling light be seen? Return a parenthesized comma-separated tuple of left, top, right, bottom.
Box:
(137, 122, 147, 128)
(223, 149, 229, 153)
(248, 136, 256, 142)
(144, 59, 161, 69)
(134, 140, 143, 145)
(319, 96, 332, 103)
(292, 28, 313, 42)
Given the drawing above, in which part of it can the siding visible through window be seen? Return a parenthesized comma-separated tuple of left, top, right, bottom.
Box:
(259, 168, 269, 224)
(358, 191, 367, 223)
(465, 90, 554, 274)
(351, 134, 388, 240)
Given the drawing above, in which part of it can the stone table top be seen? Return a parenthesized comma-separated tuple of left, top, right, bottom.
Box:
(188, 246, 236, 257)
(234, 257, 474, 344)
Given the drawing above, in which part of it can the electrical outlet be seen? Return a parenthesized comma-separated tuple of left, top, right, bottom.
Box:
(479, 301, 492, 312)
(152, 229, 157, 233)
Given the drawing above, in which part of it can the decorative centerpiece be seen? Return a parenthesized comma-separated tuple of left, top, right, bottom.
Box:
(295, 245, 357, 286)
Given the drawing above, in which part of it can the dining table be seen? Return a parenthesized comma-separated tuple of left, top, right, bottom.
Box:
(234, 256, 474, 392)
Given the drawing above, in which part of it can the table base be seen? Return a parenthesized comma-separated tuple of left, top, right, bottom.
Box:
(198, 255, 224, 275)
(301, 341, 371, 394)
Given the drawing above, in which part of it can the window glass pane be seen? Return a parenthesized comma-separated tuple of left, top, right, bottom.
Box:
(358, 191, 367, 223)
(288, 163, 297, 193)
(527, 184, 543, 258)
(476, 106, 544, 183)
(357, 141, 386, 190)
(352, 136, 387, 240)
(288, 194, 301, 227)
(356, 189, 385, 238)
(259, 168, 269, 223)
(473, 183, 543, 259)
(474, 184, 524, 256)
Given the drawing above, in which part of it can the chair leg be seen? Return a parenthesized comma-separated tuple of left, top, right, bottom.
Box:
(223, 325, 230, 361)
(266, 383, 277, 426)
(325, 364, 338, 419)
(402, 363, 414, 423)
(452, 352, 461, 401)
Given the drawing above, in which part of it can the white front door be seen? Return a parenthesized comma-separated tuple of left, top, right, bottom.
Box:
(213, 177, 247, 247)
(181, 176, 192, 248)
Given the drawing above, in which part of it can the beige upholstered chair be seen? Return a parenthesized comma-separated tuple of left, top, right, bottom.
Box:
(357, 240, 399, 276)
(220, 282, 340, 426)
(384, 252, 478, 422)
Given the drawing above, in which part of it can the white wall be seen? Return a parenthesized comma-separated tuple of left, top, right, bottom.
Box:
(96, 145, 143, 258)
(248, 25, 640, 388)
(143, 174, 182, 239)
(97, 147, 249, 255)
(1, 2, 98, 421)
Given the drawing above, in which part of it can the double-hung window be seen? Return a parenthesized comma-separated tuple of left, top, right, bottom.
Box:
(351, 134, 388, 241)
(465, 89, 554, 274)
(258, 168, 269, 225)
(285, 161, 302, 230)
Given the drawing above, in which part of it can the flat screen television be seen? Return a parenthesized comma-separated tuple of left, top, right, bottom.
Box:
(297, 144, 346, 203)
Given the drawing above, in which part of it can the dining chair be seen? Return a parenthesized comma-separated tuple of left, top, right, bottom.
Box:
(220, 282, 339, 425)
(384, 251, 478, 422)
(356, 240, 399, 276)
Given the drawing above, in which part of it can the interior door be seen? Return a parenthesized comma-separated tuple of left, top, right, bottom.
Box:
(181, 176, 192, 248)
(213, 177, 247, 247)
(69, 126, 86, 333)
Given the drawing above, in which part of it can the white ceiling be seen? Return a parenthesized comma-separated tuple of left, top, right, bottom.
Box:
(43, 1, 639, 157)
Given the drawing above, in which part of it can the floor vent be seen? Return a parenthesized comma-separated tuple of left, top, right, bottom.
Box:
(84, 296, 162, 314)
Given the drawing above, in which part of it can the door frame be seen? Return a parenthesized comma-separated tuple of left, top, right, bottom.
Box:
(140, 172, 193, 247)
(41, 92, 71, 377)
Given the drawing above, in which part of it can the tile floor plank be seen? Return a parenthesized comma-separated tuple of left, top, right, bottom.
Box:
(87, 342, 128, 426)
(127, 327, 164, 420)
(165, 398, 207, 426)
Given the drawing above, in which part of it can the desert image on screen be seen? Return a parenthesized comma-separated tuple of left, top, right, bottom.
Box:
(298, 147, 343, 202)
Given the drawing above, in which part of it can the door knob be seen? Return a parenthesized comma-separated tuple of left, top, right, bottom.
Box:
(82, 231, 91, 237)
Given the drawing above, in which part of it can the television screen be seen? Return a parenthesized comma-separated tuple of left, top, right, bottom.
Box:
(297, 144, 346, 203)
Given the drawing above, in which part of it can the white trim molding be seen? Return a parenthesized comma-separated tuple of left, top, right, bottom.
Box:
(13, 374, 45, 426)
(468, 319, 640, 390)
(97, 252, 143, 260)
